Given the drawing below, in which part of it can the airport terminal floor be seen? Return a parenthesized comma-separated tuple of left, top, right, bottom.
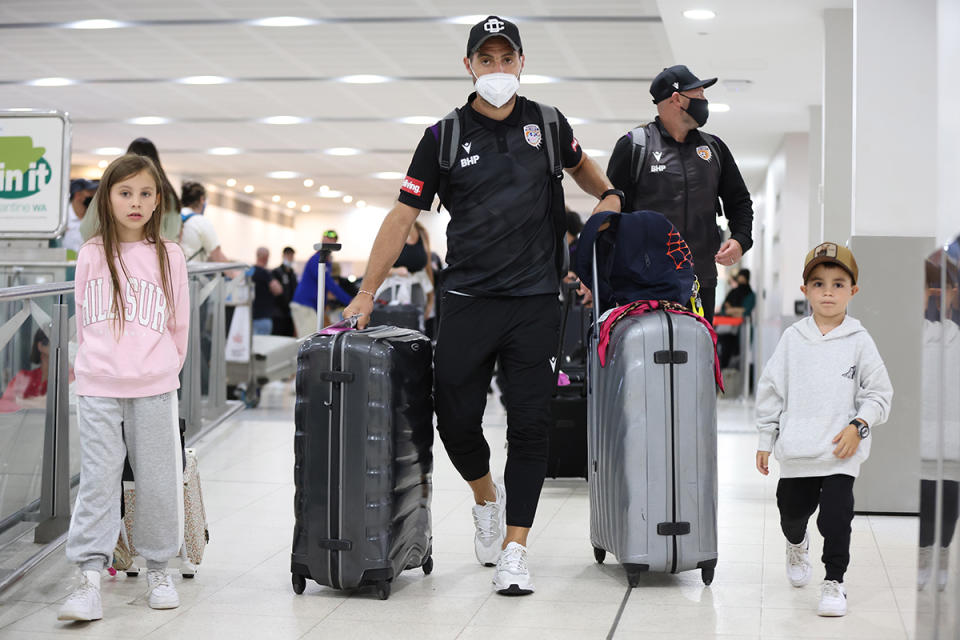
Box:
(0, 383, 920, 639)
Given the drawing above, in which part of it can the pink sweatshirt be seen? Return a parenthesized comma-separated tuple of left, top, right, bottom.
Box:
(74, 240, 189, 397)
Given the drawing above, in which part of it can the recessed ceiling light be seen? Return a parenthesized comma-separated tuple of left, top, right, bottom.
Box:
(683, 9, 716, 20)
(243, 185, 255, 193)
(93, 147, 123, 155)
(66, 19, 128, 29)
(373, 171, 404, 180)
(338, 75, 391, 84)
(520, 75, 557, 84)
(127, 116, 171, 125)
(178, 75, 231, 85)
(396, 116, 439, 125)
(447, 15, 488, 25)
(97, 160, 108, 169)
(708, 103, 730, 112)
(584, 148, 609, 158)
(303, 178, 314, 188)
(250, 16, 316, 27)
(324, 147, 361, 156)
(342, 195, 353, 204)
(268, 171, 300, 179)
(317, 185, 330, 193)
(272, 195, 281, 202)
(7, 108, 34, 111)
(226, 178, 237, 187)
(287, 200, 297, 208)
(261, 115, 307, 125)
(208, 147, 241, 155)
(28, 77, 75, 87)
(356, 200, 367, 208)
(317, 190, 343, 198)
(301, 204, 311, 212)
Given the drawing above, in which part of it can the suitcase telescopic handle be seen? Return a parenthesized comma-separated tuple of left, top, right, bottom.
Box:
(315, 242, 342, 332)
(551, 280, 581, 390)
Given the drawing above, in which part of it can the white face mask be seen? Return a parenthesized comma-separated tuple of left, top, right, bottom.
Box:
(471, 64, 520, 109)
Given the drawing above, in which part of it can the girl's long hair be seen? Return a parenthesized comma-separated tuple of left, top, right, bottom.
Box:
(94, 154, 177, 335)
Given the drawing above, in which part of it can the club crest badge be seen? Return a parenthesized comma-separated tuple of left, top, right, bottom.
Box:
(524, 124, 542, 148)
(696, 145, 712, 161)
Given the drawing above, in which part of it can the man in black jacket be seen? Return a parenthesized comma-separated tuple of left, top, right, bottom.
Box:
(606, 64, 754, 322)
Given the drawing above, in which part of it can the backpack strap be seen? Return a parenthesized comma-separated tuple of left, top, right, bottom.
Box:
(181, 212, 198, 225)
(435, 109, 461, 211)
(628, 125, 648, 189)
(537, 103, 563, 179)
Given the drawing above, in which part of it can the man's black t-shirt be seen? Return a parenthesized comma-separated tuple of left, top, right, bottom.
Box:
(398, 94, 582, 296)
(250, 266, 276, 320)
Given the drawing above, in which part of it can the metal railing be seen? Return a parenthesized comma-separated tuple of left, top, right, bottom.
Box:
(0, 261, 246, 594)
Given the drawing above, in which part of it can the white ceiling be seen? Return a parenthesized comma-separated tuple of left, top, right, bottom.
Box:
(0, 0, 850, 220)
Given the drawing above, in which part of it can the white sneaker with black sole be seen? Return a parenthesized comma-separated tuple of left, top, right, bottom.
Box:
(785, 534, 812, 587)
(146, 569, 180, 610)
(473, 482, 506, 567)
(817, 580, 847, 616)
(493, 541, 534, 595)
(57, 570, 103, 621)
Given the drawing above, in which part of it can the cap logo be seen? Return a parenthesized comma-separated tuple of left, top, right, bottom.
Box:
(672, 82, 679, 89)
(484, 18, 505, 33)
(814, 242, 838, 258)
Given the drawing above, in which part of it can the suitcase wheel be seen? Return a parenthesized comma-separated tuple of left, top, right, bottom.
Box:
(422, 556, 434, 575)
(701, 567, 715, 586)
(376, 580, 391, 601)
(291, 573, 306, 595)
(593, 547, 606, 564)
(126, 571, 139, 578)
(182, 572, 196, 579)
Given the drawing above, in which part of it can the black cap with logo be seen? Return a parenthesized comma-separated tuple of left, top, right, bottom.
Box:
(650, 64, 717, 104)
(467, 16, 523, 56)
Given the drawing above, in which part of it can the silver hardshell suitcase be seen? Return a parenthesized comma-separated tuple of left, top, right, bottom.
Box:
(587, 250, 719, 587)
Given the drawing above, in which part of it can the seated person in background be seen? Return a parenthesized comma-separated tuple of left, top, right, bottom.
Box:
(0, 329, 74, 412)
(722, 268, 755, 318)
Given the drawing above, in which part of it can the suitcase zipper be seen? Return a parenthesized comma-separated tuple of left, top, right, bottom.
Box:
(328, 332, 345, 589)
(665, 310, 679, 575)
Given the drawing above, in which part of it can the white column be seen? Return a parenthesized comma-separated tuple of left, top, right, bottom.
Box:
(938, 0, 960, 246)
(821, 8, 853, 244)
(808, 105, 823, 244)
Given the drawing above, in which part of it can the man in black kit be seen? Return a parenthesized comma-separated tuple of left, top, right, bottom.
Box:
(606, 64, 754, 322)
(343, 15, 621, 596)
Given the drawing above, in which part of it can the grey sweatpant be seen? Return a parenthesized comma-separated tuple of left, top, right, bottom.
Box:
(66, 393, 184, 572)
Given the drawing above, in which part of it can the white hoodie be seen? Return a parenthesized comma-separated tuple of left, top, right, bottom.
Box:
(756, 315, 893, 478)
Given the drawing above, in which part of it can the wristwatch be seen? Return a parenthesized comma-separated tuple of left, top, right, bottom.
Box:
(600, 188, 626, 210)
(851, 418, 870, 439)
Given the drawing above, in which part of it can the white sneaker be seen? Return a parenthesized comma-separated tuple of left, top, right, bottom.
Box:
(493, 541, 535, 595)
(472, 483, 506, 566)
(818, 580, 847, 616)
(918, 546, 933, 591)
(146, 569, 180, 610)
(58, 570, 103, 621)
(785, 534, 812, 587)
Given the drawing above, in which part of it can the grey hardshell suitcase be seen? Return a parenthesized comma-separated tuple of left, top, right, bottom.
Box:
(291, 310, 434, 599)
(588, 296, 719, 587)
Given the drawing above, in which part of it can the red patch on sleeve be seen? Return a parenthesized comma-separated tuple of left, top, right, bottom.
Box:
(400, 175, 424, 196)
(571, 138, 580, 152)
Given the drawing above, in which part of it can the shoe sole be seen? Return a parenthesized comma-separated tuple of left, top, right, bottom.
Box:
(496, 584, 534, 596)
(149, 600, 180, 610)
(817, 609, 846, 617)
(57, 611, 103, 621)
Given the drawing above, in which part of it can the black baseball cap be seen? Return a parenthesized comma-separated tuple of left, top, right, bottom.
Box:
(467, 16, 522, 56)
(650, 65, 717, 104)
(70, 178, 97, 196)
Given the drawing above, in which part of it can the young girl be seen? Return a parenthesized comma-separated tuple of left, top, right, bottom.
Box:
(59, 154, 189, 621)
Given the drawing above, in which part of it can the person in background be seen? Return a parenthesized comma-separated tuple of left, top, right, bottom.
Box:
(179, 181, 230, 263)
(59, 153, 189, 621)
(289, 230, 353, 336)
(271, 246, 297, 337)
(249, 247, 283, 335)
(717, 268, 756, 368)
(80, 138, 182, 244)
(62, 179, 98, 255)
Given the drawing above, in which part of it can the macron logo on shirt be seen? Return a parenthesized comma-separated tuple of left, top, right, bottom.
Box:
(401, 176, 424, 196)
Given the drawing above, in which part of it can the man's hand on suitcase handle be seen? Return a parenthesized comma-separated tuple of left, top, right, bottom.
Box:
(343, 291, 374, 329)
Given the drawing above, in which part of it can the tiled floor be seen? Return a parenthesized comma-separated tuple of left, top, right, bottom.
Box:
(0, 383, 919, 639)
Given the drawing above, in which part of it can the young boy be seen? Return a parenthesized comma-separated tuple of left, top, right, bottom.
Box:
(756, 242, 893, 617)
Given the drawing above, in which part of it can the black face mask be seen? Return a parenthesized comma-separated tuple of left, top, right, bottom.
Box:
(683, 97, 710, 127)
(82, 196, 93, 207)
